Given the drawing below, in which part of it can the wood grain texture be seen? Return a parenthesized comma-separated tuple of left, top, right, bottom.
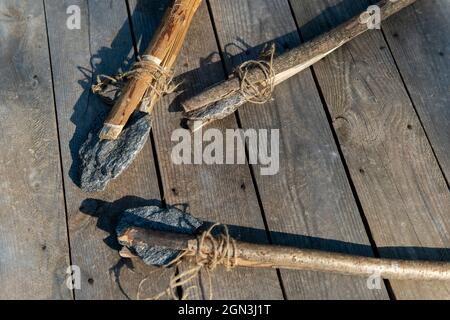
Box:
(128, 0, 284, 300)
(208, 0, 388, 299)
(0, 0, 70, 299)
(45, 0, 165, 300)
(380, 0, 450, 182)
(289, 0, 450, 299)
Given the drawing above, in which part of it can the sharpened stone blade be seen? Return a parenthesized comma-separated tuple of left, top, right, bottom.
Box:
(79, 112, 151, 192)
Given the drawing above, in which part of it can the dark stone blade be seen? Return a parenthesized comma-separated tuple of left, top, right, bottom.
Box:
(116, 206, 204, 267)
(79, 112, 151, 192)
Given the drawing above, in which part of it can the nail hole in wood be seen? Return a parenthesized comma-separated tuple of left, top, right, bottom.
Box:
(241, 183, 246, 190)
(88, 278, 94, 285)
(407, 124, 413, 130)
(359, 168, 365, 174)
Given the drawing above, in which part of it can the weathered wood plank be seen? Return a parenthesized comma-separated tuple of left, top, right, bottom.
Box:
(128, 0, 284, 300)
(45, 0, 165, 299)
(381, 0, 450, 182)
(289, 0, 450, 299)
(0, 0, 70, 299)
(208, 0, 388, 299)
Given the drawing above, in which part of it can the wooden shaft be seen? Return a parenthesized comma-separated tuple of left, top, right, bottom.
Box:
(100, 0, 202, 140)
(122, 227, 450, 281)
(182, 0, 417, 130)
(196, 242, 450, 281)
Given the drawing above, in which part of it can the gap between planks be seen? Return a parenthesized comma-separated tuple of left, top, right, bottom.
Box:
(205, 0, 289, 299)
(42, 0, 75, 300)
(285, 0, 396, 299)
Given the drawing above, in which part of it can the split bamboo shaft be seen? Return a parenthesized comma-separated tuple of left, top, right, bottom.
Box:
(100, 0, 202, 140)
(122, 227, 450, 281)
(183, 0, 417, 129)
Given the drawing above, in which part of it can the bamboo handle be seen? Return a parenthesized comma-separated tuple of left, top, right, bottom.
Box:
(100, 0, 202, 140)
(182, 0, 417, 130)
(122, 227, 450, 281)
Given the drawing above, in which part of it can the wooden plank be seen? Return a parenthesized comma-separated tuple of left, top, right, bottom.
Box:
(45, 0, 165, 299)
(380, 0, 450, 182)
(128, 0, 284, 300)
(0, 0, 70, 299)
(208, 0, 388, 299)
(289, 0, 450, 299)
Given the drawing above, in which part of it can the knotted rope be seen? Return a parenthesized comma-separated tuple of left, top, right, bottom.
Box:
(91, 55, 177, 106)
(235, 43, 276, 104)
(139, 224, 238, 300)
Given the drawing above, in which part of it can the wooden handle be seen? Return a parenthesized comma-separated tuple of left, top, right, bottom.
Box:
(121, 227, 450, 281)
(197, 241, 450, 281)
(100, 0, 203, 140)
(182, 0, 417, 120)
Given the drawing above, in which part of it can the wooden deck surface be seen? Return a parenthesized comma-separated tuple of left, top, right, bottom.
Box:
(0, 0, 448, 300)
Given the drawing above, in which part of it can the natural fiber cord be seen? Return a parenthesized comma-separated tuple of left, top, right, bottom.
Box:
(140, 224, 238, 300)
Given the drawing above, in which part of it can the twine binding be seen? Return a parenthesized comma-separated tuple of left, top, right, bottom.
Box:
(91, 55, 177, 108)
(138, 224, 238, 300)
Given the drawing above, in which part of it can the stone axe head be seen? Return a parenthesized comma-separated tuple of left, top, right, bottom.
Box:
(116, 205, 204, 267)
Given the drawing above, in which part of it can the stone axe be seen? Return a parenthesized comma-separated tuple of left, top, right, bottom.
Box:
(182, 0, 417, 131)
(117, 206, 450, 282)
(79, 0, 202, 192)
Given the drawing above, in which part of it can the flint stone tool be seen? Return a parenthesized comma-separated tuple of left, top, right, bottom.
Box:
(79, 112, 151, 192)
(79, 0, 202, 192)
(182, 0, 417, 131)
(117, 206, 450, 281)
(116, 205, 203, 266)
